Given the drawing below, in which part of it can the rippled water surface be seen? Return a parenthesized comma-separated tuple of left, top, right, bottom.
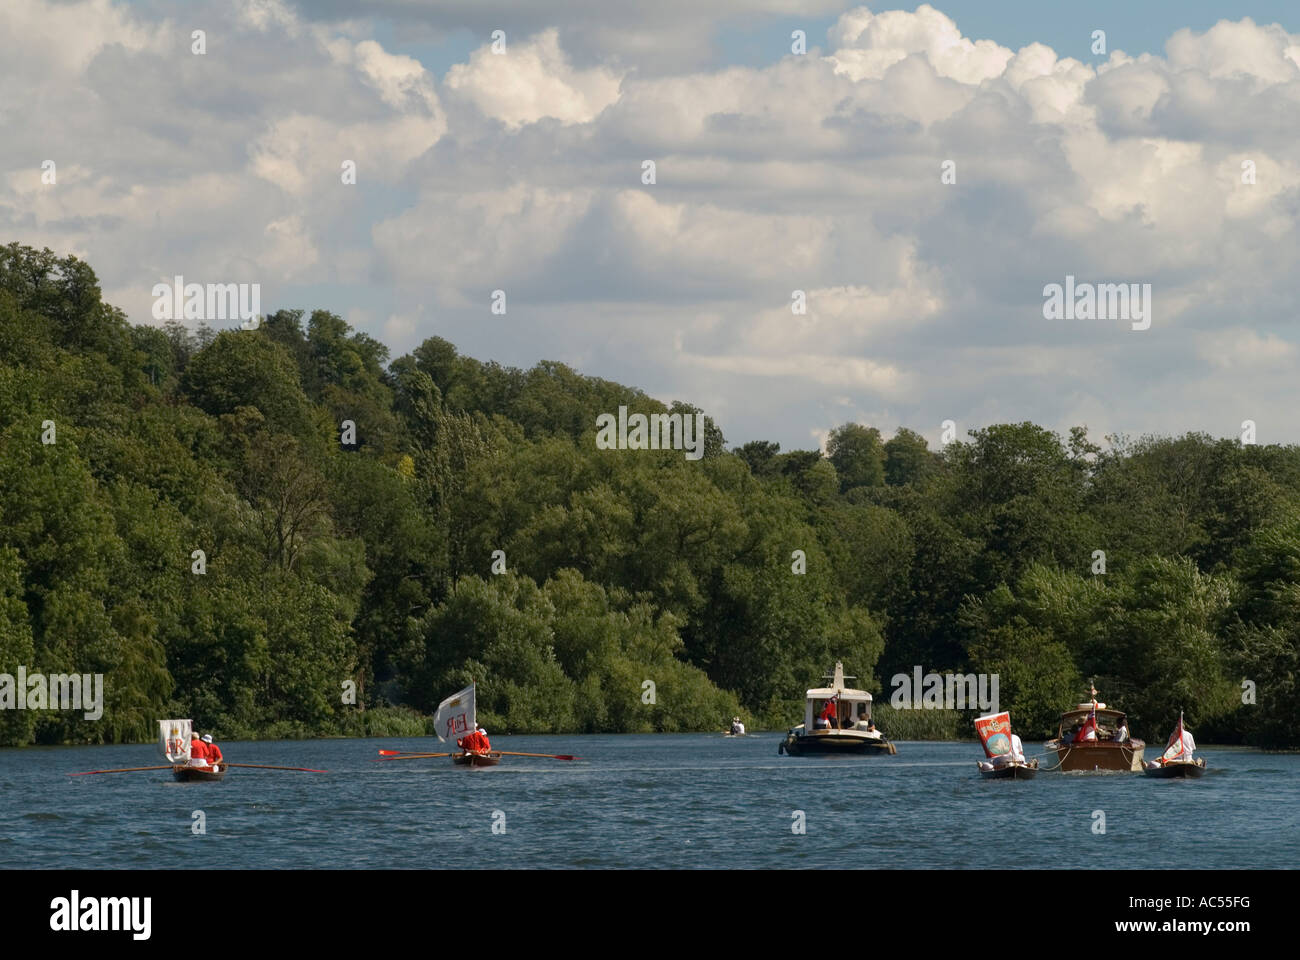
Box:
(2, 736, 1296, 868)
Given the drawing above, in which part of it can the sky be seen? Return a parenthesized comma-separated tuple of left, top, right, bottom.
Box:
(2, 0, 1299, 453)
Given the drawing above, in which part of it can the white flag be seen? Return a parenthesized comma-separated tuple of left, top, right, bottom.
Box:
(159, 719, 192, 762)
(433, 685, 476, 743)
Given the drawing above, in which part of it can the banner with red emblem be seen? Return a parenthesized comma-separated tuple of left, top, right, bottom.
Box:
(974, 711, 1013, 758)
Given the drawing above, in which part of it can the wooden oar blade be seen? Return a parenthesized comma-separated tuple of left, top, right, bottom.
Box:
(222, 763, 328, 772)
(495, 751, 580, 760)
(68, 765, 174, 776)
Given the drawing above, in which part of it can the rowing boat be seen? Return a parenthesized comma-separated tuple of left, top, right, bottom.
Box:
(172, 764, 225, 782)
(974, 711, 1038, 779)
(1143, 713, 1204, 778)
(452, 752, 501, 767)
(977, 758, 1039, 780)
(1143, 757, 1206, 778)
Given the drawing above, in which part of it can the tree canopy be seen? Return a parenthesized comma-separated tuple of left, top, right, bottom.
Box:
(1, 243, 1295, 746)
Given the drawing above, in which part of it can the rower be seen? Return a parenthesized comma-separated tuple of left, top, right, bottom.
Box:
(457, 725, 490, 754)
(730, 717, 745, 736)
(1010, 733, 1025, 762)
(189, 734, 210, 767)
(202, 733, 223, 767)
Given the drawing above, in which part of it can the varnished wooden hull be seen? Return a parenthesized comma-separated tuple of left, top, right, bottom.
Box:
(1052, 739, 1144, 772)
(1144, 757, 1206, 778)
(452, 752, 501, 767)
(978, 759, 1038, 780)
(172, 764, 225, 782)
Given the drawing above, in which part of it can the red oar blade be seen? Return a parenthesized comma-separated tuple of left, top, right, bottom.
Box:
(374, 752, 451, 761)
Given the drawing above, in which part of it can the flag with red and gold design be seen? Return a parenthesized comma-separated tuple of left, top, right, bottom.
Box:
(974, 712, 1013, 758)
(159, 719, 191, 762)
(434, 684, 476, 743)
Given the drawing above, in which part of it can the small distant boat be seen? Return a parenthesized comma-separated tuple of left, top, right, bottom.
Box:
(974, 711, 1037, 780)
(172, 764, 225, 782)
(434, 683, 501, 767)
(779, 662, 897, 756)
(724, 717, 747, 737)
(452, 752, 501, 768)
(161, 718, 224, 781)
(1046, 685, 1145, 772)
(1144, 712, 1206, 779)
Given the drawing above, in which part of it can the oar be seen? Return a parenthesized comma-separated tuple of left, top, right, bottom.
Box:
(495, 751, 579, 760)
(68, 765, 175, 776)
(374, 752, 452, 761)
(222, 763, 328, 773)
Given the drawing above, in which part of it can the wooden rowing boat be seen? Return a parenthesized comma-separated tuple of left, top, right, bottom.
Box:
(978, 758, 1039, 780)
(1143, 757, 1206, 778)
(452, 752, 501, 767)
(172, 764, 225, 782)
(1143, 712, 1204, 778)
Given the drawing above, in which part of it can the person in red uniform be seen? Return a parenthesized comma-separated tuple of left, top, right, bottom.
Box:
(189, 733, 210, 766)
(201, 734, 223, 768)
(457, 725, 491, 754)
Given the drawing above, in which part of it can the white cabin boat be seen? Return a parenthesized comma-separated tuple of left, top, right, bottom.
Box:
(779, 662, 897, 756)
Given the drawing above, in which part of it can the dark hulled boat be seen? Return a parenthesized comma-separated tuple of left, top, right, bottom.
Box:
(172, 764, 225, 782)
(1143, 757, 1206, 778)
(974, 712, 1037, 779)
(452, 752, 501, 767)
(1143, 712, 1205, 778)
(978, 759, 1039, 780)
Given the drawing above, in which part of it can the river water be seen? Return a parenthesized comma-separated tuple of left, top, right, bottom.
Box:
(2, 735, 1295, 869)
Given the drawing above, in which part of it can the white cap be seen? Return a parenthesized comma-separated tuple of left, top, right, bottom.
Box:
(476, 725, 486, 734)
(201, 734, 213, 743)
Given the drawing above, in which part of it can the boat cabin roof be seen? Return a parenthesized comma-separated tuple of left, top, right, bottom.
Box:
(807, 687, 872, 701)
(1061, 704, 1126, 722)
(806, 662, 872, 701)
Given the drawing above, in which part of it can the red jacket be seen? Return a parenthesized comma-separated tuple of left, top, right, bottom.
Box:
(206, 742, 223, 763)
(190, 739, 209, 761)
(458, 731, 490, 752)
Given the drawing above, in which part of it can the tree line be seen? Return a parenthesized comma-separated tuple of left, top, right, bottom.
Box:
(1, 243, 1296, 746)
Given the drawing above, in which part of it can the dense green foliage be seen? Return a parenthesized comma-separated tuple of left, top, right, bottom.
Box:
(1, 244, 1297, 746)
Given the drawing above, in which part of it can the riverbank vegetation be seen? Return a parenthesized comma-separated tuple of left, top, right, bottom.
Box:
(2, 244, 1296, 746)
